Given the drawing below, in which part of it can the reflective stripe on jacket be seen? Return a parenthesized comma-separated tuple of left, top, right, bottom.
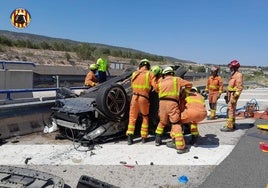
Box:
(205, 75, 223, 93)
(158, 77, 178, 98)
(227, 71, 243, 96)
(157, 76, 192, 101)
(131, 67, 153, 97)
(84, 70, 98, 87)
(132, 71, 150, 89)
(96, 58, 108, 72)
(185, 92, 206, 108)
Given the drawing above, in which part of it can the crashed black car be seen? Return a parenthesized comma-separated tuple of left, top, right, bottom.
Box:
(50, 66, 188, 144)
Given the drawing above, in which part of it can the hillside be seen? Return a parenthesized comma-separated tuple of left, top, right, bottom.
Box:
(1, 30, 267, 87)
(0, 30, 195, 67)
(0, 45, 92, 69)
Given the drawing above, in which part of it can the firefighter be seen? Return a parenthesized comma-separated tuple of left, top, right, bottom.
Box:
(150, 65, 162, 81)
(149, 65, 163, 129)
(96, 57, 110, 83)
(221, 60, 243, 132)
(84, 64, 98, 88)
(154, 66, 192, 154)
(150, 65, 163, 89)
(168, 87, 207, 148)
(126, 59, 155, 145)
(205, 65, 223, 119)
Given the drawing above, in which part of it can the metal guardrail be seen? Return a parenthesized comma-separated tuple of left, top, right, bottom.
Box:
(0, 61, 36, 70)
(0, 87, 85, 100)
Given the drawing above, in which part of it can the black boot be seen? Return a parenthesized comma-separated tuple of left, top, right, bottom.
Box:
(155, 134, 162, 146)
(166, 139, 176, 149)
(190, 135, 198, 147)
(141, 137, 146, 143)
(220, 126, 234, 132)
(127, 135, 133, 145)
(233, 123, 237, 130)
(177, 147, 189, 154)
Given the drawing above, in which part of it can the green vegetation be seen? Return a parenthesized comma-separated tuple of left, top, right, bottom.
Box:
(0, 44, 6, 52)
(244, 70, 267, 82)
(0, 35, 164, 62)
(23, 52, 34, 57)
(130, 59, 137, 65)
(65, 52, 71, 61)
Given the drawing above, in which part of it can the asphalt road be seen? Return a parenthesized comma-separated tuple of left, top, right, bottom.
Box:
(0, 88, 267, 188)
(200, 121, 268, 188)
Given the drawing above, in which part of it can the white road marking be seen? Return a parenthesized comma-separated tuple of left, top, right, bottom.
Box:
(0, 144, 234, 166)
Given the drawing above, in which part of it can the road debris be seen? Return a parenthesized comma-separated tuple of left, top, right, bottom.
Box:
(24, 157, 32, 164)
(119, 161, 127, 165)
(178, 175, 189, 184)
(259, 142, 268, 152)
(123, 164, 135, 168)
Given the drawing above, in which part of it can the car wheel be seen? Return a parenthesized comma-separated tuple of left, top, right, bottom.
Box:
(95, 84, 128, 119)
(175, 66, 187, 78)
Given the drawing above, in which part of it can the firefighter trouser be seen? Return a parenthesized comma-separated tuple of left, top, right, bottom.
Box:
(225, 93, 238, 129)
(169, 124, 186, 150)
(208, 90, 220, 104)
(171, 122, 199, 137)
(155, 100, 186, 150)
(180, 109, 207, 125)
(190, 123, 199, 136)
(126, 95, 149, 138)
(155, 101, 180, 135)
(209, 91, 220, 118)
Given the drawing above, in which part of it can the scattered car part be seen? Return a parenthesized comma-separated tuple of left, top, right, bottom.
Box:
(0, 165, 65, 187)
(259, 142, 268, 152)
(76, 175, 118, 188)
(244, 98, 259, 118)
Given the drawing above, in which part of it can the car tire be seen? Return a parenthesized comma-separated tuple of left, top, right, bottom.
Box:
(175, 66, 187, 78)
(95, 84, 128, 119)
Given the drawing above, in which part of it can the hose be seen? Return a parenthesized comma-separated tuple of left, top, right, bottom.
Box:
(64, 127, 95, 152)
(216, 98, 259, 117)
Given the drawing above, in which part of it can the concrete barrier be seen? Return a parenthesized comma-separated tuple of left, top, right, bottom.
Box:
(0, 100, 55, 139)
(0, 88, 82, 139)
(0, 69, 33, 100)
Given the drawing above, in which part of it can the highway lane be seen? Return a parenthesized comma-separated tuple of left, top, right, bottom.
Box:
(0, 88, 267, 187)
(0, 118, 255, 187)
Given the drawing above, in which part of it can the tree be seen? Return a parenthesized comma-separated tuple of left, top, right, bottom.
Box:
(39, 41, 51, 50)
(0, 36, 13, 46)
(197, 66, 206, 72)
(130, 59, 137, 65)
(65, 52, 71, 61)
(75, 44, 93, 60)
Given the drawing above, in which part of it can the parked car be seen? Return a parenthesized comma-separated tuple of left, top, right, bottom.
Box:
(50, 66, 188, 145)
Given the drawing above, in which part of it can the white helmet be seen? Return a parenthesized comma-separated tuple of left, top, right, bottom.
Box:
(162, 66, 174, 75)
(190, 87, 198, 92)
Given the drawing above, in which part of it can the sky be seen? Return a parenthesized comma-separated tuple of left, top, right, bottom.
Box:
(0, 0, 268, 66)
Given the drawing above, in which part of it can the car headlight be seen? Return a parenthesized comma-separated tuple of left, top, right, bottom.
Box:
(83, 126, 106, 140)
